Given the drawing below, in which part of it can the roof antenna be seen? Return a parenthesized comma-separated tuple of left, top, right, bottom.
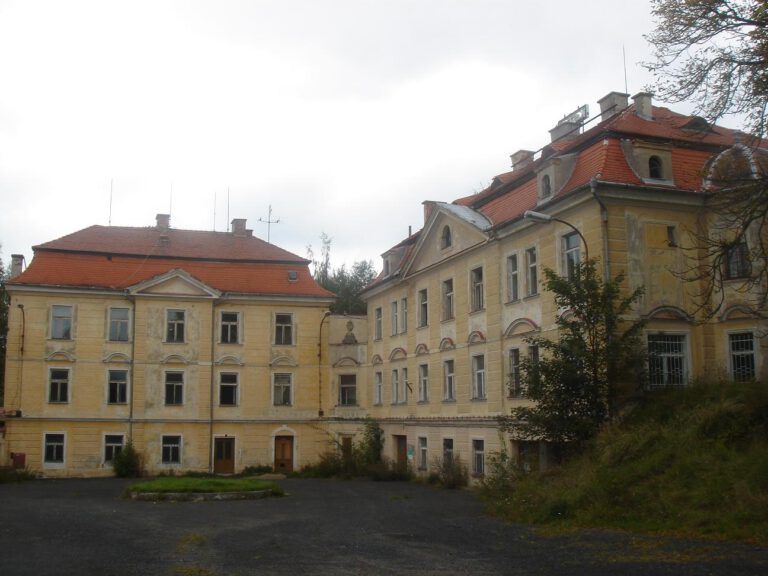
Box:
(108, 178, 113, 226)
(227, 187, 230, 232)
(623, 45, 628, 94)
(258, 205, 280, 244)
(169, 182, 173, 217)
(213, 189, 217, 231)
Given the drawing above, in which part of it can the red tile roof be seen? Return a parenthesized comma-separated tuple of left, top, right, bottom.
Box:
(11, 226, 334, 298)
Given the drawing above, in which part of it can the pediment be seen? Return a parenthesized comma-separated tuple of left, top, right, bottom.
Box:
(333, 356, 360, 368)
(405, 205, 491, 276)
(504, 318, 540, 339)
(103, 352, 131, 364)
(128, 269, 220, 298)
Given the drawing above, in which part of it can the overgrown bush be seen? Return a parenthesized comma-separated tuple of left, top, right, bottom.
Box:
(367, 457, 413, 482)
(481, 446, 522, 493)
(0, 467, 36, 483)
(357, 418, 384, 466)
(112, 441, 143, 478)
(432, 455, 468, 489)
(241, 464, 274, 476)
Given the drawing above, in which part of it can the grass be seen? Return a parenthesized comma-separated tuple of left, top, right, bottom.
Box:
(0, 467, 36, 484)
(484, 381, 768, 545)
(127, 477, 283, 495)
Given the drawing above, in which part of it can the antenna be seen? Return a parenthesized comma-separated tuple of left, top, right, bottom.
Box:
(227, 187, 230, 232)
(169, 182, 173, 216)
(108, 179, 113, 226)
(258, 205, 280, 244)
(623, 45, 628, 94)
(213, 190, 217, 231)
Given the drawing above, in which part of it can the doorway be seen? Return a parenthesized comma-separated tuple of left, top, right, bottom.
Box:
(394, 435, 407, 472)
(214, 437, 235, 474)
(274, 436, 294, 473)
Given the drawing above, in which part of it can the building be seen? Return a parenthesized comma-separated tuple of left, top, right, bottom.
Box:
(2, 91, 765, 477)
(360, 91, 766, 475)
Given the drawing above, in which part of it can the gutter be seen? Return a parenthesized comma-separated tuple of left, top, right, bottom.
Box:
(591, 178, 611, 279)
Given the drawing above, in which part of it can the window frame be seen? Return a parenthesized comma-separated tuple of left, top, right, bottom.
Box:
(648, 155, 663, 179)
(374, 307, 382, 340)
(728, 331, 756, 383)
(161, 434, 182, 465)
(506, 253, 519, 302)
(443, 359, 455, 401)
(165, 309, 186, 343)
(48, 367, 70, 404)
(418, 436, 428, 470)
(472, 354, 486, 400)
(220, 311, 241, 345)
(43, 432, 66, 467)
(107, 368, 129, 405)
(400, 298, 408, 333)
(418, 363, 429, 403)
(164, 370, 184, 405)
(219, 372, 239, 406)
(525, 247, 538, 296)
(104, 433, 125, 465)
(374, 370, 383, 405)
(442, 438, 454, 464)
(50, 304, 73, 340)
(274, 312, 295, 346)
(724, 242, 751, 280)
(472, 439, 485, 476)
(390, 301, 398, 336)
(391, 369, 399, 404)
(562, 232, 581, 279)
(418, 289, 429, 328)
(470, 267, 484, 312)
(339, 374, 357, 406)
(508, 348, 523, 398)
(108, 307, 130, 342)
(647, 332, 689, 387)
(440, 225, 452, 249)
(442, 278, 454, 321)
(272, 372, 293, 406)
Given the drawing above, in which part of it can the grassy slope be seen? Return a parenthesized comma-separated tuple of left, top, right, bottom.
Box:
(128, 477, 282, 494)
(487, 383, 768, 544)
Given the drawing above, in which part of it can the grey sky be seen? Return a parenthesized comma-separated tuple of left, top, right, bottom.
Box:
(0, 0, 666, 271)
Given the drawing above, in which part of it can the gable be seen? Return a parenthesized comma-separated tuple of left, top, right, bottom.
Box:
(128, 269, 220, 298)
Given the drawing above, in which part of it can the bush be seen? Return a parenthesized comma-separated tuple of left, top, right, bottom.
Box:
(367, 457, 413, 482)
(0, 467, 36, 483)
(112, 441, 143, 478)
(482, 448, 522, 493)
(433, 455, 468, 489)
(241, 464, 274, 476)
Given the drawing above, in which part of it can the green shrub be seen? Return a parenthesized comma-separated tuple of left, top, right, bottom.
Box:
(367, 457, 413, 482)
(433, 455, 468, 489)
(241, 464, 274, 476)
(0, 467, 36, 483)
(482, 447, 521, 493)
(112, 441, 143, 478)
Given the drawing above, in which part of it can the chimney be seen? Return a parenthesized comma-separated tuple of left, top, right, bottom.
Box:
(231, 218, 250, 237)
(632, 92, 653, 121)
(510, 149, 534, 171)
(597, 91, 629, 121)
(9, 254, 24, 278)
(423, 201, 435, 224)
(156, 213, 170, 230)
(549, 120, 580, 143)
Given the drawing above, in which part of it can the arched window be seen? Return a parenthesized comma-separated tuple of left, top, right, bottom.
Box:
(649, 155, 663, 179)
(541, 174, 552, 197)
(441, 225, 452, 249)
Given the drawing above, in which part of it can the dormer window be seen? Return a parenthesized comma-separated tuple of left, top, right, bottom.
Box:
(440, 225, 452, 249)
(649, 155, 663, 179)
(383, 258, 390, 276)
(541, 174, 552, 198)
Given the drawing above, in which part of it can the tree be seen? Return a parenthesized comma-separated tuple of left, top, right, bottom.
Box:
(500, 260, 646, 449)
(645, 0, 768, 316)
(308, 233, 377, 315)
(0, 251, 9, 406)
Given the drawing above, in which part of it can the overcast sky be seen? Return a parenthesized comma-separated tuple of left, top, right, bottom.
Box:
(1, 0, 675, 272)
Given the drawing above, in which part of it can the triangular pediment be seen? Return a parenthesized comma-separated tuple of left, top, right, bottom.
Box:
(128, 268, 220, 298)
(405, 203, 491, 276)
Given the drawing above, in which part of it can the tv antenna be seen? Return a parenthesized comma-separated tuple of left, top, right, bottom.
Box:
(258, 205, 280, 243)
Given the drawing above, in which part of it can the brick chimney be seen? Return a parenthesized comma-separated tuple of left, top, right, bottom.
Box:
(510, 149, 534, 171)
(597, 91, 629, 121)
(231, 218, 253, 237)
(156, 213, 170, 230)
(632, 92, 653, 121)
(423, 201, 436, 224)
(9, 254, 24, 278)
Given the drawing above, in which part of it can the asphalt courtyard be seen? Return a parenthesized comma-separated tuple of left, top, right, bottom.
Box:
(0, 477, 767, 576)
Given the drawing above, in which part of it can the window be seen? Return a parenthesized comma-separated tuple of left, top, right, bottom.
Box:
(273, 373, 293, 405)
(164, 371, 184, 405)
(507, 254, 519, 302)
(390, 301, 398, 336)
(470, 267, 484, 311)
(648, 334, 688, 386)
(274, 313, 294, 345)
(339, 374, 357, 406)
(374, 307, 382, 340)
(724, 242, 750, 280)
(220, 311, 240, 344)
(51, 305, 73, 340)
(108, 369, 128, 404)
(730, 332, 756, 382)
(383, 258, 390, 276)
(649, 155, 663, 179)
(442, 438, 454, 464)
(418, 364, 429, 402)
(541, 174, 552, 197)
(441, 225, 452, 249)
(49, 368, 69, 403)
(400, 298, 408, 333)
(472, 355, 486, 399)
(442, 278, 454, 320)
(528, 345, 540, 390)
(44, 433, 65, 464)
(418, 437, 428, 470)
(166, 309, 185, 343)
(401, 368, 408, 403)
(509, 348, 523, 398)
(562, 232, 581, 279)
(108, 307, 129, 341)
(525, 247, 538, 296)
(443, 360, 455, 401)
(472, 439, 485, 476)
(162, 435, 181, 464)
(219, 372, 238, 406)
(104, 434, 124, 463)
(374, 371, 383, 405)
(391, 370, 399, 404)
(418, 289, 428, 327)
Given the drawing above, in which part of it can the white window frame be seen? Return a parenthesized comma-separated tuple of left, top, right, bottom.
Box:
(418, 363, 429, 403)
(470, 267, 484, 311)
(390, 301, 398, 336)
(507, 253, 519, 302)
(219, 371, 239, 406)
(647, 332, 690, 387)
(165, 309, 186, 343)
(108, 307, 130, 342)
(48, 367, 70, 404)
(107, 368, 129, 405)
(442, 278, 454, 321)
(272, 372, 293, 406)
(374, 371, 383, 405)
(50, 304, 73, 340)
(442, 438, 454, 464)
(443, 359, 455, 401)
(472, 354, 486, 400)
(525, 247, 538, 296)
(400, 298, 408, 333)
(562, 232, 581, 279)
(164, 370, 184, 405)
(391, 369, 399, 404)
(418, 289, 429, 328)
(508, 348, 523, 398)
(401, 367, 408, 404)
(418, 436, 428, 470)
(374, 307, 382, 340)
(220, 310, 241, 345)
(161, 434, 183, 465)
(274, 312, 294, 346)
(728, 331, 757, 383)
(339, 374, 357, 406)
(43, 432, 66, 468)
(103, 433, 125, 465)
(472, 438, 485, 476)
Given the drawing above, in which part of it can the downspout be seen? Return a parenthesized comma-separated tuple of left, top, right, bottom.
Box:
(208, 301, 217, 473)
(128, 295, 136, 439)
(591, 177, 611, 280)
(16, 303, 25, 411)
(318, 311, 331, 417)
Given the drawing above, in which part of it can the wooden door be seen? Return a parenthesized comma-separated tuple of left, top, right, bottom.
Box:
(395, 435, 407, 471)
(274, 436, 294, 473)
(214, 437, 235, 474)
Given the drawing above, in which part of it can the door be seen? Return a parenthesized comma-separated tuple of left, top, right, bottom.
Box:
(274, 436, 294, 473)
(394, 435, 407, 472)
(214, 437, 235, 474)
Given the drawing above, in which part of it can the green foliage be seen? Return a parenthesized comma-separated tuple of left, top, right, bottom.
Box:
(112, 441, 143, 478)
(240, 464, 274, 476)
(357, 418, 384, 466)
(128, 477, 282, 495)
(487, 381, 768, 544)
(432, 455, 468, 489)
(502, 259, 646, 446)
(481, 443, 522, 494)
(0, 250, 9, 406)
(0, 467, 36, 483)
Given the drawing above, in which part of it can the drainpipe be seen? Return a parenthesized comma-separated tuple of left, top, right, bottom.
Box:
(209, 302, 217, 473)
(16, 303, 25, 411)
(591, 177, 611, 280)
(318, 311, 331, 417)
(128, 295, 136, 439)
